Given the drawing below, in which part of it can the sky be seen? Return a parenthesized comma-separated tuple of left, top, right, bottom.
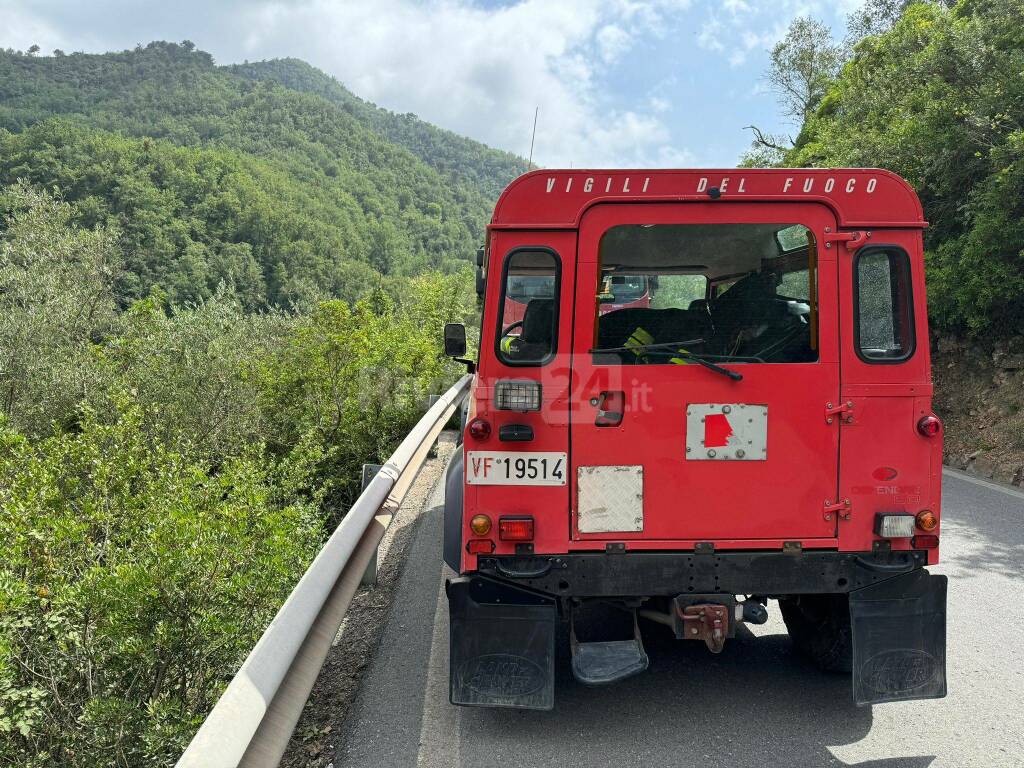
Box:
(0, 0, 861, 168)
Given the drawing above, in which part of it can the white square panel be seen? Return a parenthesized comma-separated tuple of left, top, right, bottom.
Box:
(577, 465, 643, 533)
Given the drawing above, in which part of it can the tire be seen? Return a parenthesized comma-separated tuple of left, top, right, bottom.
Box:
(779, 594, 853, 673)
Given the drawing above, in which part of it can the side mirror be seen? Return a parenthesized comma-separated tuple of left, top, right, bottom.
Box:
(443, 323, 467, 357)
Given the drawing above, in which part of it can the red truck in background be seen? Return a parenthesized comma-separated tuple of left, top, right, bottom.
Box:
(441, 168, 947, 711)
(502, 273, 652, 330)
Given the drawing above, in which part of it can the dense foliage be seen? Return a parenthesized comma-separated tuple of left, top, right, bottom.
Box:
(0, 42, 525, 308)
(772, 0, 1024, 336)
(0, 182, 473, 765)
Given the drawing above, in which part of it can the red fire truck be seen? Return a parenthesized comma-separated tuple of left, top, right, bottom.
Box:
(441, 168, 946, 710)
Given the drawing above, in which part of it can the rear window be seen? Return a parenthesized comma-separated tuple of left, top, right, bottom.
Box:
(497, 249, 559, 365)
(593, 223, 818, 365)
(855, 248, 915, 362)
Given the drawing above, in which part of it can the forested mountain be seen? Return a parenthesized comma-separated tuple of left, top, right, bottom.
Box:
(0, 43, 496, 766)
(0, 42, 527, 308)
(228, 58, 525, 203)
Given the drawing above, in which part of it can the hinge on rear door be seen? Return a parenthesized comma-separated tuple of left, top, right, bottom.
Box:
(825, 401, 854, 424)
(823, 229, 870, 251)
(824, 498, 851, 521)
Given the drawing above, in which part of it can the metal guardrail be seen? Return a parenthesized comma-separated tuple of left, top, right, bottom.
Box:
(177, 375, 472, 768)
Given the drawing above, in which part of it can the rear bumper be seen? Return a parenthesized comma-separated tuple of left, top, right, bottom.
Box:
(475, 549, 930, 598)
(452, 554, 946, 709)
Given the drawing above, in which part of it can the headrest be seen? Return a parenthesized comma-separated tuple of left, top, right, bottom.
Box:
(521, 299, 555, 344)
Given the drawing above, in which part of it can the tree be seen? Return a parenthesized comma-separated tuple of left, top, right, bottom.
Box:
(768, 17, 845, 124)
(741, 17, 845, 166)
(26, 44, 39, 56)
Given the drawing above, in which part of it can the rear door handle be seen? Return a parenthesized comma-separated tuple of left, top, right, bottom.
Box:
(595, 390, 624, 427)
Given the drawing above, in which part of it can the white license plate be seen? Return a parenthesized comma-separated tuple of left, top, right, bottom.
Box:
(466, 451, 567, 485)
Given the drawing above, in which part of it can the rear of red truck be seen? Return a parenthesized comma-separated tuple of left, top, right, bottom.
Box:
(441, 169, 947, 710)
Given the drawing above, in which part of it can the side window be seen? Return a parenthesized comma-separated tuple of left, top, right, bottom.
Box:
(855, 248, 915, 362)
(496, 249, 559, 365)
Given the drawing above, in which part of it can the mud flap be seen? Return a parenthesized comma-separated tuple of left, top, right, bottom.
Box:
(447, 576, 556, 710)
(849, 568, 947, 706)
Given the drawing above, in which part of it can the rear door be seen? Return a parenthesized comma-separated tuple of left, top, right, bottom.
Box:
(569, 202, 840, 544)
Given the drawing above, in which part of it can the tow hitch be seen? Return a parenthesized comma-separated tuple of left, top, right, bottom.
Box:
(679, 604, 730, 653)
(639, 594, 768, 653)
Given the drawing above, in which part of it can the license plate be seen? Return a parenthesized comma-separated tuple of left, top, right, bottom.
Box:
(466, 451, 567, 486)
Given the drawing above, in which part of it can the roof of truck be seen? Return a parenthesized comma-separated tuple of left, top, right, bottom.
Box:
(490, 168, 926, 230)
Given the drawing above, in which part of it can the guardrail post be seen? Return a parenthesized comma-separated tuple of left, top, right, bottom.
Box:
(360, 464, 383, 586)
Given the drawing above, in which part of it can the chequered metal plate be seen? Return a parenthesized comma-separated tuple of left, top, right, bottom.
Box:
(685, 403, 768, 461)
(577, 465, 643, 533)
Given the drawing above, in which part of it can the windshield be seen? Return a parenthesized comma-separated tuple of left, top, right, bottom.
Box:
(599, 274, 648, 304)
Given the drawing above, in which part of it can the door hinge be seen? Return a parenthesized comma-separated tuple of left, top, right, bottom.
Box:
(823, 229, 870, 251)
(823, 498, 851, 521)
(825, 401, 854, 424)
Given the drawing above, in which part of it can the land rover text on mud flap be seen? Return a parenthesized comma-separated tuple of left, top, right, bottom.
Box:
(441, 169, 947, 710)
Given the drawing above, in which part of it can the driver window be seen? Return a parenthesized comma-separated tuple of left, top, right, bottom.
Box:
(497, 250, 559, 365)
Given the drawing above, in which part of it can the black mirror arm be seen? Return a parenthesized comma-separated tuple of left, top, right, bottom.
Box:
(453, 356, 476, 373)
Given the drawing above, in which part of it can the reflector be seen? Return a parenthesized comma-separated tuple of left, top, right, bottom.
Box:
(466, 539, 495, 554)
(468, 418, 491, 440)
(912, 534, 939, 549)
(917, 415, 942, 437)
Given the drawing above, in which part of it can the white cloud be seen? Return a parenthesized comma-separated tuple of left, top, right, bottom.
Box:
(648, 95, 671, 113)
(596, 24, 632, 63)
(0, 0, 695, 168)
(0, 0, 860, 169)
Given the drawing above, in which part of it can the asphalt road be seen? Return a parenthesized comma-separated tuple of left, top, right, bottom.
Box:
(331, 469, 1024, 768)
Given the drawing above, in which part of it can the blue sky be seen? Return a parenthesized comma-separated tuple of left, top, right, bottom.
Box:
(0, 0, 859, 168)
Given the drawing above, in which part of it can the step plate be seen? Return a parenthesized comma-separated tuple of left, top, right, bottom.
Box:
(571, 639, 649, 686)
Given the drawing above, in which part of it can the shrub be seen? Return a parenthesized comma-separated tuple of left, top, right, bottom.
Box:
(0, 405, 322, 766)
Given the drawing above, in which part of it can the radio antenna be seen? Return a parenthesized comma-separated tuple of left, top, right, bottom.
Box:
(528, 106, 539, 169)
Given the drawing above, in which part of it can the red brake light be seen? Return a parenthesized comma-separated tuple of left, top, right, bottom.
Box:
(917, 415, 942, 437)
(466, 539, 495, 554)
(468, 418, 491, 441)
(498, 516, 534, 541)
(912, 534, 939, 549)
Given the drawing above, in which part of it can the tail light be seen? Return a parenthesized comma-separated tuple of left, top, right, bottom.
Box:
(495, 380, 541, 412)
(468, 418, 491, 440)
(498, 516, 535, 541)
(466, 539, 495, 554)
(912, 534, 939, 549)
(470, 514, 492, 535)
(875, 514, 915, 538)
(916, 509, 938, 532)
(917, 415, 942, 437)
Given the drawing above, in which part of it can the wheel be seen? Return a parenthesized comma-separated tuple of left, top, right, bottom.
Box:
(778, 594, 853, 673)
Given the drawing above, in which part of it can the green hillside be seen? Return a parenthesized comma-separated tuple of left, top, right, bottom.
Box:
(0, 41, 527, 308)
(0, 43, 497, 766)
(227, 57, 525, 202)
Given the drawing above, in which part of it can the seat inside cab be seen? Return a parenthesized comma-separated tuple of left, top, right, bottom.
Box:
(593, 223, 818, 365)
